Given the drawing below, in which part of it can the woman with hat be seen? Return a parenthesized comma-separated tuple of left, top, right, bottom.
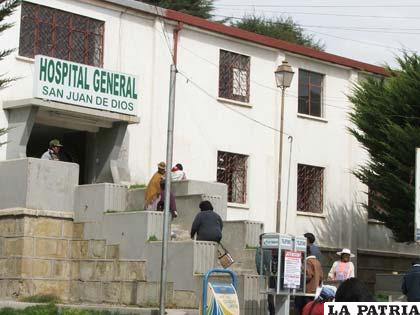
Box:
(144, 162, 166, 210)
(327, 248, 355, 281)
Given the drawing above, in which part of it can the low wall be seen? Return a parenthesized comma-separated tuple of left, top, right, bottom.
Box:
(0, 158, 79, 212)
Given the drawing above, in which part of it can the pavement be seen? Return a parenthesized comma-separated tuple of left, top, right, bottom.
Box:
(0, 300, 199, 315)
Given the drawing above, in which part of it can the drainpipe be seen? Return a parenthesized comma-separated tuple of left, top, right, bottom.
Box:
(172, 22, 183, 65)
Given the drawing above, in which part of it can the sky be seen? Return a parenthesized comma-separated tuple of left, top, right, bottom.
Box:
(213, 0, 420, 67)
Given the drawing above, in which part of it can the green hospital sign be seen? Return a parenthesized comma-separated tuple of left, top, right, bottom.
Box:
(34, 55, 138, 116)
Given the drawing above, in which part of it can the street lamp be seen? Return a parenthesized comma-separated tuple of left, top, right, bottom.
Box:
(274, 60, 294, 233)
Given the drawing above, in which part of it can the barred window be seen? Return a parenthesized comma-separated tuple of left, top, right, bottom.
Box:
(298, 69, 324, 117)
(219, 50, 250, 103)
(217, 151, 248, 204)
(297, 164, 324, 213)
(19, 2, 104, 67)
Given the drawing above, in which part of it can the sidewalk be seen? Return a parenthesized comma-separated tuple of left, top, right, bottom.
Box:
(0, 301, 199, 315)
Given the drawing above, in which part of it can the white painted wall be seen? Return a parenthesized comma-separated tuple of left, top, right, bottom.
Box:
(1, 0, 418, 253)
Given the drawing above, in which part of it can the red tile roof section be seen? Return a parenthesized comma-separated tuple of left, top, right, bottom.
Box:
(165, 9, 387, 76)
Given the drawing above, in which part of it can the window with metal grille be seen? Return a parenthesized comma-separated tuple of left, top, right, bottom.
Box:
(217, 151, 248, 204)
(19, 2, 104, 67)
(298, 69, 324, 117)
(297, 164, 324, 213)
(219, 50, 250, 103)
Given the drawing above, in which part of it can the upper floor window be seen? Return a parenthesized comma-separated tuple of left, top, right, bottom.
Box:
(298, 69, 324, 117)
(297, 164, 324, 213)
(219, 50, 250, 103)
(217, 151, 248, 204)
(19, 2, 104, 67)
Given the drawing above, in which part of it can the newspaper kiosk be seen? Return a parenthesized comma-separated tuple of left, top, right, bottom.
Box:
(259, 233, 308, 315)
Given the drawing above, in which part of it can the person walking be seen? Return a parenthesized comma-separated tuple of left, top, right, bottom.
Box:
(255, 233, 275, 315)
(295, 246, 323, 315)
(402, 258, 420, 302)
(190, 201, 223, 242)
(41, 139, 63, 161)
(144, 162, 165, 210)
(328, 248, 355, 282)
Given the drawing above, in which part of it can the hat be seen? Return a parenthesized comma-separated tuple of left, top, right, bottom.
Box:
(315, 285, 337, 300)
(199, 200, 213, 211)
(49, 139, 63, 147)
(304, 232, 315, 243)
(336, 248, 355, 257)
(158, 162, 166, 170)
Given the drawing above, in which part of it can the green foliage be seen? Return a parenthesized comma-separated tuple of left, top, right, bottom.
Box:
(148, 234, 158, 241)
(349, 53, 420, 242)
(20, 294, 61, 304)
(0, 304, 57, 315)
(0, 0, 20, 89)
(375, 294, 389, 302)
(61, 308, 117, 315)
(141, 0, 214, 19)
(0, 305, 134, 315)
(232, 15, 325, 51)
(128, 183, 146, 189)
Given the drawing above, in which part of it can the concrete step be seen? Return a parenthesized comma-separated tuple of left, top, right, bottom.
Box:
(73, 259, 146, 282)
(82, 211, 164, 260)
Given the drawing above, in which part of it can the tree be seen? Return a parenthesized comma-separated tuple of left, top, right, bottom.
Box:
(0, 0, 20, 147)
(349, 53, 420, 242)
(232, 15, 325, 51)
(141, 0, 214, 19)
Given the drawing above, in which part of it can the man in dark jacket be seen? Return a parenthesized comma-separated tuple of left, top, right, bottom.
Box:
(304, 232, 321, 260)
(190, 201, 223, 242)
(402, 258, 420, 301)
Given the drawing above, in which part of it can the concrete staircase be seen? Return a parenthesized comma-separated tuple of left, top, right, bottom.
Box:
(0, 159, 267, 313)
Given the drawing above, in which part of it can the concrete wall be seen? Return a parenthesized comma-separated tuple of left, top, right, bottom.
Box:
(0, 158, 78, 212)
(0, 0, 417, 263)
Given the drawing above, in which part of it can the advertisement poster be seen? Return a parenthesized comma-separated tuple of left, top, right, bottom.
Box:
(283, 250, 302, 289)
(205, 282, 240, 315)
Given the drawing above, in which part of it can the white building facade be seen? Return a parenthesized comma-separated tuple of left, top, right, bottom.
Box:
(1, 0, 418, 276)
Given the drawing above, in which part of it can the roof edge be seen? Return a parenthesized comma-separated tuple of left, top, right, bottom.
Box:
(164, 9, 388, 76)
(99, 0, 387, 76)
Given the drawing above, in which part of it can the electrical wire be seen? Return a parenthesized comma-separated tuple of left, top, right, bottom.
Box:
(216, 4, 420, 8)
(213, 11, 420, 21)
(177, 70, 291, 136)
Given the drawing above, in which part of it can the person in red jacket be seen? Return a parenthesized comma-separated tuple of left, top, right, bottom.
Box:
(302, 285, 336, 315)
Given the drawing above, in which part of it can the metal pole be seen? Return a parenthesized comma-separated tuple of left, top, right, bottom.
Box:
(276, 87, 286, 233)
(159, 64, 177, 315)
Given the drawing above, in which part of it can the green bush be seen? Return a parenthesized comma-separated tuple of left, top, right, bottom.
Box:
(128, 184, 146, 189)
(0, 304, 57, 315)
(0, 305, 136, 315)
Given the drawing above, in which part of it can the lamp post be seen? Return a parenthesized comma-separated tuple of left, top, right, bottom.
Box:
(274, 61, 294, 233)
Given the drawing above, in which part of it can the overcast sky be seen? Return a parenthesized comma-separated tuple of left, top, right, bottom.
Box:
(213, 0, 420, 67)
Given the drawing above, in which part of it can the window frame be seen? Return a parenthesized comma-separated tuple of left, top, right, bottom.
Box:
(218, 49, 251, 104)
(18, 2, 105, 67)
(298, 69, 325, 118)
(296, 163, 325, 214)
(216, 150, 249, 205)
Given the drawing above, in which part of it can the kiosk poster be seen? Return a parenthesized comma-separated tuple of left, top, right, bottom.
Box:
(283, 251, 302, 289)
(206, 282, 240, 315)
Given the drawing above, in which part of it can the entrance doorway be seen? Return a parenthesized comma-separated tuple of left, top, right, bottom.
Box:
(27, 124, 89, 184)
